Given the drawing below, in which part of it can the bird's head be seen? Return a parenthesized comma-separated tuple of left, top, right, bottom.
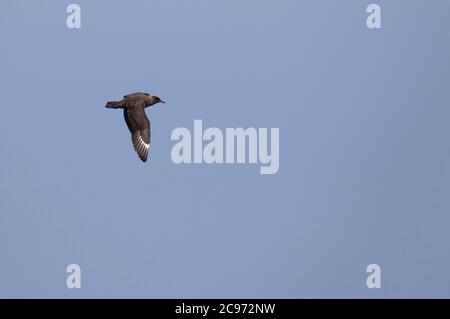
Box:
(151, 96, 165, 105)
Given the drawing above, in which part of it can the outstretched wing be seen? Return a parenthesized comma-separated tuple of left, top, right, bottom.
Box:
(123, 105, 151, 162)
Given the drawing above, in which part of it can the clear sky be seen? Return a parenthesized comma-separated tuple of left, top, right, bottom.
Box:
(0, 0, 449, 298)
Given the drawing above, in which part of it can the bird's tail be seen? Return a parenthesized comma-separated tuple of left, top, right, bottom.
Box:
(105, 101, 123, 109)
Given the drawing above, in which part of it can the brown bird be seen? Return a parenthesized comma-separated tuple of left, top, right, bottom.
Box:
(106, 92, 165, 162)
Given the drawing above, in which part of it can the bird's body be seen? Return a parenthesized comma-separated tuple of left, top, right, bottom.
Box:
(106, 92, 165, 162)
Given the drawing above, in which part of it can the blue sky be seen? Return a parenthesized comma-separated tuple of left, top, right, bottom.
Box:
(0, 0, 449, 298)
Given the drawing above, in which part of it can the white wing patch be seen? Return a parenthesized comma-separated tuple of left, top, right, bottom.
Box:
(131, 131, 150, 162)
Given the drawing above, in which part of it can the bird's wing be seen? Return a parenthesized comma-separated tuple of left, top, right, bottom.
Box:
(123, 92, 150, 99)
(124, 104, 151, 162)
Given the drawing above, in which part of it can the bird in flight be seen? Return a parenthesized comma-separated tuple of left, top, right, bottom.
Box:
(106, 92, 165, 162)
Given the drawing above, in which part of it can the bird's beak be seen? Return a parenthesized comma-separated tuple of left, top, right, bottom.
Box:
(160, 100, 166, 104)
